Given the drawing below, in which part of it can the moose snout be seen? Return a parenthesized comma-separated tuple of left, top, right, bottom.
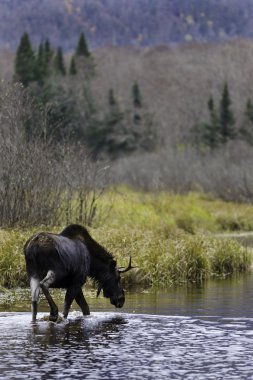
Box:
(111, 294, 125, 308)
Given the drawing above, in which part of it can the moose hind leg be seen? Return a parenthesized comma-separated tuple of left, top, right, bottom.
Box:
(30, 277, 40, 322)
(75, 288, 90, 316)
(40, 270, 58, 322)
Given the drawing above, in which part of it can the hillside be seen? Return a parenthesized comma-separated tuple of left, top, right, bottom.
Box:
(1, 0, 253, 50)
(2, 38, 253, 146)
(92, 40, 253, 143)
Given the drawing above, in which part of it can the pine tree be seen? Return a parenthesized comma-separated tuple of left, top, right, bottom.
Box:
(104, 90, 127, 156)
(203, 95, 221, 149)
(44, 38, 53, 64)
(130, 82, 156, 151)
(86, 88, 126, 157)
(76, 32, 90, 57)
(108, 88, 116, 106)
(131, 81, 143, 126)
(15, 32, 35, 87)
(34, 42, 47, 85)
(219, 82, 236, 143)
(239, 99, 253, 144)
(245, 99, 253, 123)
(132, 81, 142, 108)
(54, 47, 66, 75)
(69, 56, 77, 75)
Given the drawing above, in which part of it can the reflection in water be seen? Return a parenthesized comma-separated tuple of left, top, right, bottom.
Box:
(25, 314, 127, 380)
(1, 273, 253, 379)
(124, 272, 253, 318)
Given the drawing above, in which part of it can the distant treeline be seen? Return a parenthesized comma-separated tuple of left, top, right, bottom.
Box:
(13, 31, 253, 158)
(14, 32, 157, 158)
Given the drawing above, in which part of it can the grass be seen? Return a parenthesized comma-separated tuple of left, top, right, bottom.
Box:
(97, 188, 253, 233)
(0, 188, 252, 288)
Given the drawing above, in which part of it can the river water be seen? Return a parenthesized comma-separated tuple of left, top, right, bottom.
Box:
(0, 273, 253, 379)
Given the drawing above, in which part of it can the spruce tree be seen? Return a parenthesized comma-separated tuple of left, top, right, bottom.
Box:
(130, 82, 156, 151)
(76, 32, 90, 57)
(74, 32, 95, 79)
(15, 32, 35, 87)
(44, 38, 53, 64)
(108, 88, 116, 106)
(104, 89, 126, 156)
(54, 47, 66, 75)
(245, 99, 253, 123)
(203, 95, 221, 149)
(132, 81, 142, 108)
(239, 99, 253, 144)
(69, 56, 77, 75)
(219, 82, 236, 143)
(131, 81, 143, 125)
(34, 42, 47, 85)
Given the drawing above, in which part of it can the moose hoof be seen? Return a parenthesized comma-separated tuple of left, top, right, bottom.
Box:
(49, 313, 58, 322)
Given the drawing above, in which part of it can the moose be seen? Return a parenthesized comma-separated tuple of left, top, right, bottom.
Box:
(24, 224, 134, 322)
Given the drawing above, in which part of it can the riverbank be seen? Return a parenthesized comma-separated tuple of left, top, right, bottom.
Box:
(0, 189, 252, 288)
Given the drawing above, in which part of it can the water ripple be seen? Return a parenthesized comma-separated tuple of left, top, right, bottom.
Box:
(0, 312, 252, 379)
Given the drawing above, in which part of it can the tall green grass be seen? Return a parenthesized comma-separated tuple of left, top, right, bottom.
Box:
(0, 188, 252, 288)
(97, 188, 253, 233)
(91, 227, 251, 287)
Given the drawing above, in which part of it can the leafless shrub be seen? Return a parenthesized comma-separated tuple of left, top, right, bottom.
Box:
(0, 82, 110, 227)
(56, 143, 111, 226)
(0, 82, 61, 226)
(111, 142, 253, 202)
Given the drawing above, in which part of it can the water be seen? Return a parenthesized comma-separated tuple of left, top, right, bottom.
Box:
(1, 273, 253, 379)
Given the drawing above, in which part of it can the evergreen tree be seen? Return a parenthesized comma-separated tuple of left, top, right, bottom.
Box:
(130, 82, 156, 152)
(15, 32, 35, 87)
(203, 95, 221, 149)
(104, 89, 128, 156)
(207, 95, 214, 115)
(34, 42, 47, 86)
(69, 56, 77, 75)
(132, 81, 142, 108)
(44, 38, 53, 65)
(219, 82, 236, 143)
(86, 88, 126, 157)
(245, 98, 253, 123)
(54, 47, 66, 75)
(239, 98, 253, 144)
(131, 81, 143, 125)
(76, 32, 90, 57)
(108, 88, 116, 106)
(74, 32, 95, 79)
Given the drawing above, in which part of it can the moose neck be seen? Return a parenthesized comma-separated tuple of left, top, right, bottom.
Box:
(89, 255, 110, 286)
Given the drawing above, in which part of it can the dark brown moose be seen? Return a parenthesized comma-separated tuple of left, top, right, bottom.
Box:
(24, 224, 134, 322)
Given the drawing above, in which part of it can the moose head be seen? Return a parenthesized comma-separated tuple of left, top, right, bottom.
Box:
(97, 257, 135, 308)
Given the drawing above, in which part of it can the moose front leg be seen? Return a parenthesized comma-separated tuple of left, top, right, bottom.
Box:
(63, 285, 78, 319)
(75, 288, 90, 316)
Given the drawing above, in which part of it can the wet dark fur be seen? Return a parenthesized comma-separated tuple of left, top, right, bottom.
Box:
(24, 225, 115, 287)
